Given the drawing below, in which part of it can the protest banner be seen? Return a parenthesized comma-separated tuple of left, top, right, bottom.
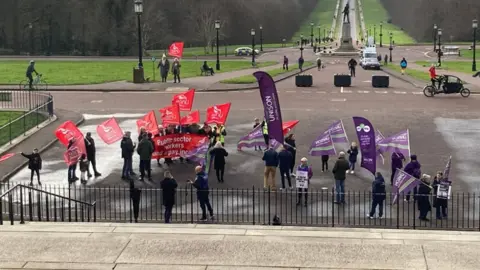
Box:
(309, 131, 336, 156)
(0, 153, 15, 163)
(377, 130, 410, 158)
(296, 170, 309, 188)
(325, 120, 349, 143)
(152, 134, 208, 159)
(392, 168, 421, 204)
(353, 117, 376, 175)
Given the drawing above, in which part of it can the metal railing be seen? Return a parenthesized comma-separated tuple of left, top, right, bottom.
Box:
(1, 183, 478, 230)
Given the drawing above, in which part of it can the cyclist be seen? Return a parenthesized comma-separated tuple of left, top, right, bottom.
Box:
(26, 60, 39, 90)
(428, 63, 443, 91)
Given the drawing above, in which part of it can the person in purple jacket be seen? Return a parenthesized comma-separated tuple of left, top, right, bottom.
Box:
(390, 152, 406, 185)
(403, 154, 421, 202)
(296, 157, 313, 207)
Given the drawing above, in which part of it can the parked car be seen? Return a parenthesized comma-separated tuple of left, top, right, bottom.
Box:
(360, 58, 381, 70)
(234, 47, 260, 56)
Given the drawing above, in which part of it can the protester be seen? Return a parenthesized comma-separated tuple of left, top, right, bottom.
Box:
(296, 157, 313, 206)
(253, 118, 262, 151)
(285, 134, 296, 176)
(400, 58, 408, 75)
(79, 154, 89, 185)
(26, 60, 39, 90)
(21, 148, 42, 186)
(404, 154, 421, 202)
(154, 125, 164, 166)
(262, 146, 279, 190)
(202, 61, 214, 75)
(348, 58, 357, 77)
(121, 131, 136, 181)
(390, 152, 405, 185)
(67, 138, 79, 183)
(417, 174, 432, 221)
(209, 142, 228, 183)
(283, 56, 289, 70)
(138, 127, 147, 142)
(432, 171, 448, 220)
(316, 57, 322, 70)
(84, 132, 101, 178)
(321, 154, 329, 172)
(172, 58, 181, 83)
(298, 56, 304, 71)
(347, 142, 359, 174)
(332, 151, 350, 204)
(137, 133, 154, 181)
(161, 171, 178, 223)
(188, 166, 214, 221)
(278, 146, 292, 190)
(214, 123, 227, 146)
(158, 54, 170, 82)
(261, 119, 269, 146)
(129, 180, 141, 223)
(367, 172, 386, 219)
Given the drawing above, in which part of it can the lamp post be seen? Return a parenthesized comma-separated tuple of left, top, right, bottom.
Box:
(310, 22, 314, 47)
(433, 24, 437, 52)
(215, 20, 220, 70)
(318, 26, 321, 44)
(473, 19, 478, 72)
(251, 29, 256, 66)
(259, 25, 263, 51)
(374, 24, 376, 45)
(389, 32, 393, 62)
(437, 28, 442, 66)
(28, 23, 33, 56)
(323, 28, 326, 41)
(379, 22, 383, 47)
(300, 34, 304, 58)
(134, 0, 143, 67)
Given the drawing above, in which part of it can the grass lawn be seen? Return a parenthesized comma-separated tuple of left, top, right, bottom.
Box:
(460, 49, 479, 59)
(385, 65, 429, 82)
(0, 60, 277, 85)
(291, 0, 338, 42)
(416, 61, 478, 74)
(360, 0, 416, 45)
(148, 44, 285, 58)
(220, 62, 314, 84)
(0, 111, 47, 145)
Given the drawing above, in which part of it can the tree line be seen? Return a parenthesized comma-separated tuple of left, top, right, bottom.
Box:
(0, 0, 317, 56)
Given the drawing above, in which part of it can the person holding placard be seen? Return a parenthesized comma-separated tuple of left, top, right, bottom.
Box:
(296, 157, 313, 206)
(432, 171, 449, 220)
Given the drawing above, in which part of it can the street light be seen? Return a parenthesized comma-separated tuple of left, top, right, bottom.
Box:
(251, 29, 256, 66)
(389, 32, 393, 62)
(437, 28, 443, 66)
(310, 22, 314, 47)
(473, 19, 478, 71)
(433, 24, 438, 52)
(300, 34, 304, 58)
(134, 0, 143, 67)
(215, 20, 220, 70)
(28, 23, 33, 56)
(318, 26, 321, 44)
(259, 25, 263, 52)
(379, 22, 383, 47)
(374, 24, 376, 45)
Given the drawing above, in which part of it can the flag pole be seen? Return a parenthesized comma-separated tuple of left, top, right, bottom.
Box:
(340, 119, 349, 143)
(406, 129, 411, 157)
(329, 130, 337, 155)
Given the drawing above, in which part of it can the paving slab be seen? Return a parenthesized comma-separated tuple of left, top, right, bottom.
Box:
(207, 267, 299, 270)
(112, 226, 247, 235)
(114, 265, 206, 270)
(245, 229, 382, 239)
(381, 232, 480, 242)
(423, 242, 480, 270)
(0, 262, 26, 269)
(0, 225, 114, 233)
(23, 262, 115, 269)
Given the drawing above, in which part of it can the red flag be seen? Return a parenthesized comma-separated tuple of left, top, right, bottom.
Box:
(96, 117, 123, 145)
(0, 153, 15, 163)
(282, 120, 300, 135)
(168, 42, 184, 58)
(205, 103, 231, 125)
(180, 110, 200, 125)
(136, 110, 159, 135)
(172, 89, 195, 111)
(63, 139, 84, 166)
(159, 104, 181, 125)
(55, 121, 84, 147)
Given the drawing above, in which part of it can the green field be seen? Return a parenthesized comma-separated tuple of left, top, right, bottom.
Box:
(0, 111, 47, 145)
(291, 0, 338, 42)
(0, 60, 277, 85)
(148, 43, 285, 58)
(385, 65, 429, 82)
(360, 0, 416, 44)
(416, 61, 478, 74)
(220, 62, 314, 84)
(460, 49, 479, 59)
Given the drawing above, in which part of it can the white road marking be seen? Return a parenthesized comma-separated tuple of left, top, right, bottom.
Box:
(243, 90, 254, 93)
(363, 80, 372, 83)
(286, 90, 297, 93)
(341, 86, 344, 93)
(375, 91, 388, 94)
(330, 98, 347, 102)
(394, 91, 407, 94)
(412, 92, 423, 95)
(317, 91, 326, 94)
(342, 90, 352, 93)
(302, 91, 312, 93)
(357, 91, 370, 94)
(83, 113, 146, 120)
(90, 100, 103, 103)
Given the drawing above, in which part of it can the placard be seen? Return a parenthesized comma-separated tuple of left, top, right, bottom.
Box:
(295, 170, 309, 189)
(437, 182, 451, 200)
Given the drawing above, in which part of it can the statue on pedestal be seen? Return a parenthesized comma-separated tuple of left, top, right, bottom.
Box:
(342, 3, 350, 23)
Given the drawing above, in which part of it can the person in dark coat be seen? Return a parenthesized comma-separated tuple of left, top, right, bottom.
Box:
(332, 151, 350, 204)
(262, 147, 279, 190)
(298, 57, 305, 71)
(84, 132, 101, 178)
(121, 131, 136, 181)
(277, 146, 292, 190)
(404, 154, 421, 202)
(367, 172, 386, 219)
(432, 171, 449, 220)
(202, 61, 214, 75)
(67, 138, 79, 183)
(79, 154, 89, 185)
(347, 142, 359, 174)
(161, 171, 178, 223)
(138, 128, 147, 143)
(154, 125, 164, 166)
(157, 54, 170, 82)
(416, 174, 432, 221)
(209, 142, 228, 183)
(321, 155, 329, 172)
(188, 166, 214, 221)
(285, 134, 296, 175)
(390, 152, 405, 185)
(129, 180, 141, 223)
(21, 148, 42, 186)
(348, 58, 357, 77)
(137, 133, 154, 181)
(172, 58, 181, 83)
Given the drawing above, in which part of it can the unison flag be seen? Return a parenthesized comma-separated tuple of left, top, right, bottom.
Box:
(254, 71, 284, 147)
(237, 124, 265, 149)
(377, 130, 410, 157)
(375, 130, 385, 165)
(353, 117, 376, 175)
(392, 168, 421, 204)
(324, 120, 349, 143)
(309, 131, 336, 156)
(184, 137, 209, 165)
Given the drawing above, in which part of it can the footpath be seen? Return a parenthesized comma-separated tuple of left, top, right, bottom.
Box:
(0, 222, 477, 269)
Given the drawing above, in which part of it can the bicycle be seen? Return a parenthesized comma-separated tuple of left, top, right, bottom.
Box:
(423, 74, 470, 98)
(20, 74, 48, 91)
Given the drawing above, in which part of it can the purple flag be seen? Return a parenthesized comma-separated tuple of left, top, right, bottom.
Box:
(184, 137, 209, 165)
(375, 130, 385, 164)
(392, 168, 421, 204)
(352, 116, 376, 175)
(237, 125, 266, 149)
(324, 120, 349, 143)
(254, 72, 284, 146)
(377, 130, 410, 157)
(309, 131, 336, 156)
(443, 156, 452, 182)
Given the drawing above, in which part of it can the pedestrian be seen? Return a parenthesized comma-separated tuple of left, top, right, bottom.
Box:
(214, 123, 227, 146)
(121, 131, 136, 181)
(400, 57, 407, 75)
(137, 133, 154, 181)
(298, 56, 305, 71)
(384, 54, 388, 65)
(390, 152, 405, 185)
(209, 141, 228, 183)
(348, 58, 357, 77)
(295, 157, 313, 206)
(285, 134, 296, 176)
(79, 154, 89, 185)
(188, 166, 214, 221)
(432, 171, 448, 220)
(262, 146, 279, 190)
(261, 119, 269, 146)
(84, 132, 101, 178)
(253, 118, 262, 151)
(377, 55, 382, 63)
(161, 171, 178, 223)
(129, 180, 141, 223)
(417, 174, 432, 221)
(21, 148, 42, 186)
(404, 154, 421, 202)
(67, 138, 79, 183)
(347, 142, 359, 174)
(332, 151, 350, 204)
(172, 58, 181, 83)
(316, 57, 322, 70)
(278, 146, 292, 190)
(283, 56, 289, 70)
(367, 172, 386, 219)
(157, 54, 170, 82)
(321, 154, 329, 172)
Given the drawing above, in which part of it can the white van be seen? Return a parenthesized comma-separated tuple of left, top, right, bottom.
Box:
(360, 47, 380, 70)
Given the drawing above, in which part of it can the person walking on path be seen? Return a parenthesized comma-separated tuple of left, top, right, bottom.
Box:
(347, 142, 359, 174)
(79, 154, 89, 185)
(367, 172, 386, 219)
(172, 58, 181, 83)
(137, 133, 154, 181)
(262, 146, 279, 190)
(390, 152, 405, 185)
(348, 58, 357, 77)
(188, 166, 214, 222)
(285, 134, 297, 176)
(417, 174, 432, 221)
(296, 157, 313, 206)
(161, 171, 178, 223)
(298, 56, 304, 71)
(321, 155, 329, 172)
(278, 146, 292, 190)
(332, 151, 350, 204)
(209, 141, 228, 183)
(283, 56, 289, 70)
(129, 180, 141, 223)
(121, 131, 136, 181)
(157, 54, 170, 82)
(316, 57, 322, 70)
(400, 58, 408, 75)
(384, 54, 388, 65)
(84, 132, 101, 178)
(21, 148, 42, 186)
